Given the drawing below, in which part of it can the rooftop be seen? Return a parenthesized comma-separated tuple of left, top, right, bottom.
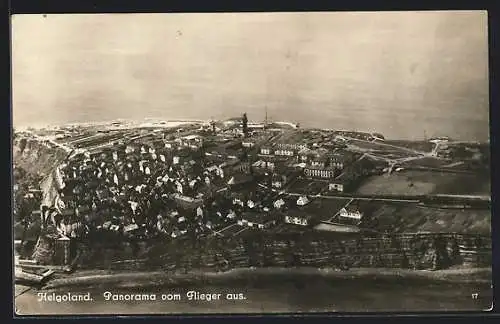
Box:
(282, 196, 353, 220)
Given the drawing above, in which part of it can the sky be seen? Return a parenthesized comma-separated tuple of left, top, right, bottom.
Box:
(11, 11, 490, 140)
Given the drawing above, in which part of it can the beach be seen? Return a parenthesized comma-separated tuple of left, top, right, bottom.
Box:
(15, 267, 493, 315)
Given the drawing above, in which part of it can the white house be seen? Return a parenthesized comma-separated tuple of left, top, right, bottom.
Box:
(296, 196, 310, 206)
(247, 200, 256, 209)
(339, 207, 363, 220)
(233, 198, 244, 207)
(284, 215, 309, 226)
(260, 147, 272, 155)
(328, 183, 344, 192)
(272, 180, 283, 189)
(273, 199, 285, 209)
(253, 160, 275, 170)
(226, 210, 236, 220)
(283, 209, 315, 226)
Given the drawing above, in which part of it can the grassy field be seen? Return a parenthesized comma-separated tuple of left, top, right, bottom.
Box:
(356, 171, 490, 196)
(368, 203, 491, 234)
(288, 178, 328, 195)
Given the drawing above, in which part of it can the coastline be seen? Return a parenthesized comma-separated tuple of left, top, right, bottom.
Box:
(40, 267, 492, 290)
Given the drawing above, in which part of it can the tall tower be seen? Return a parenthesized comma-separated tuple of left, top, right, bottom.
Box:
(242, 113, 248, 138)
(264, 107, 268, 129)
(210, 116, 216, 134)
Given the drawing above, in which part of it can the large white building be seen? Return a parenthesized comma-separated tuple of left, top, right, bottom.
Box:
(274, 149, 295, 156)
(304, 166, 337, 179)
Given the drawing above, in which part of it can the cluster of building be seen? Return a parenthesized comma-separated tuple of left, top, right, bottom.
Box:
(44, 132, 246, 241)
(19, 121, 385, 266)
(228, 195, 369, 235)
(256, 135, 374, 193)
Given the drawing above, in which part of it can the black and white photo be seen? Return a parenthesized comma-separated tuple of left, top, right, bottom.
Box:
(12, 11, 492, 315)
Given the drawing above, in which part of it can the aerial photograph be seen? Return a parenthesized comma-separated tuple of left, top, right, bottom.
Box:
(12, 11, 491, 315)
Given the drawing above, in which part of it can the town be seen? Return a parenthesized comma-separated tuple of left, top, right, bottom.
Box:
(13, 114, 491, 282)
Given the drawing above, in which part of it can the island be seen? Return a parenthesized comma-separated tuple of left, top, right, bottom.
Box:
(13, 114, 492, 313)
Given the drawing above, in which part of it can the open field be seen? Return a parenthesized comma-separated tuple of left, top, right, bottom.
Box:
(401, 157, 451, 168)
(368, 203, 491, 234)
(348, 138, 423, 154)
(287, 178, 329, 195)
(356, 171, 490, 196)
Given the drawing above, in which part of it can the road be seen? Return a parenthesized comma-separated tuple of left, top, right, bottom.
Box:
(213, 223, 248, 237)
(327, 198, 354, 222)
(345, 136, 426, 156)
(281, 192, 419, 203)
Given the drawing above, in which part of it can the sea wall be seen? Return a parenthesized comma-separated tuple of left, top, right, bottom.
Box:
(77, 232, 491, 271)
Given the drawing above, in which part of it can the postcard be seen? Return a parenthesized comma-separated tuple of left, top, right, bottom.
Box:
(12, 11, 492, 315)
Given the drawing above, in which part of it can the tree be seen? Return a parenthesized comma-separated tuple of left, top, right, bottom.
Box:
(242, 113, 248, 138)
